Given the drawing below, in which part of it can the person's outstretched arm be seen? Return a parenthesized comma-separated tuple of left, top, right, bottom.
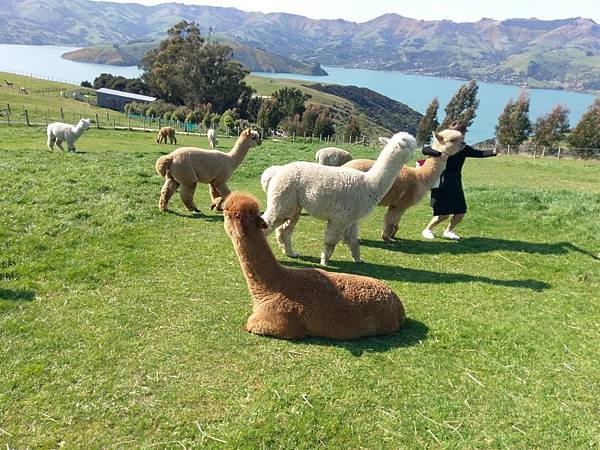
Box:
(463, 144, 498, 158)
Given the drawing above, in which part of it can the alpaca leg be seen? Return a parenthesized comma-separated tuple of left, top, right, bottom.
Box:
(321, 222, 347, 266)
(56, 140, 66, 151)
(275, 207, 301, 257)
(179, 183, 200, 212)
(246, 310, 307, 340)
(209, 181, 231, 211)
(67, 141, 76, 153)
(382, 207, 405, 242)
(342, 222, 362, 262)
(208, 183, 220, 202)
(47, 135, 55, 151)
(159, 177, 179, 211)
(171, 135, 177, 145)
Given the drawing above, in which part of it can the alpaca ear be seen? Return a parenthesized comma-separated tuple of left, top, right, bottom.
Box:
(256, 216, 268, 229)
(434, 132, 444, 144)
(242, 128, 251, 137)
(378, 137, 389, 146)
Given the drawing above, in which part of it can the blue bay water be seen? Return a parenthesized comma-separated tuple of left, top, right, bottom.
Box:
(1, 44, 596, 143)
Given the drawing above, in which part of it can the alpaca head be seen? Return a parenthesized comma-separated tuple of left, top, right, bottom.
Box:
(78, 119, 91, 131)
(223, 192, 268, 239)
(238, 128, 262, 148)
(378, 131, 417, 162)
(260, 165, 281, 193)
(431, 129, 465, 156)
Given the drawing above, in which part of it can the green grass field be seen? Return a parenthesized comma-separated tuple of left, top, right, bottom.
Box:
(0, 123, 599, 448)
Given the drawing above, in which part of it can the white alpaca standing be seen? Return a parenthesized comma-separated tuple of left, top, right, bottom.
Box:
(262, 131, 417, 266)
(207, 128, 218, 148)
(315, 147, 353, 166)
(47, 119, 91, 152)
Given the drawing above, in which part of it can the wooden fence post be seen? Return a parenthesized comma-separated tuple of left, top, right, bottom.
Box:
(557, 147, 561, 159)
(45, 110, 48, 127)
(60, 107, 64, 120)
(6, 103, 10, 114)
(95, 113, 99, 129)
(6, 111, 10, 126)
(24, 109, 30, 126)
(128, 116, 131, 130)
(113, 117, 116, 129)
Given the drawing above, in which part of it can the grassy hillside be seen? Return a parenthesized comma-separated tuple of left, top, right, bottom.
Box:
(1, 123, 598, 448)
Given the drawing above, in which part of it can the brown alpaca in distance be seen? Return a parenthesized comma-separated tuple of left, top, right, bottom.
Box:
(156, 126, 177, 144)
(223, 192, 406, 340)
(343, 129, 465, 241)
(155, 129, 261, 213)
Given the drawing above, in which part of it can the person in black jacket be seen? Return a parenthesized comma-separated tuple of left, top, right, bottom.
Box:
(421, 121, 497, 240)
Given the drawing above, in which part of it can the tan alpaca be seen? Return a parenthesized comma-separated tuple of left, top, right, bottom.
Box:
(223, 192, 406, 340)
(156, 126, 177, 144)
(155, 129, 261, 212)
(344, 129, 465, 241)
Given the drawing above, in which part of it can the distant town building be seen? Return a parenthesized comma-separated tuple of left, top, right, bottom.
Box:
(96, 88, 156, 111)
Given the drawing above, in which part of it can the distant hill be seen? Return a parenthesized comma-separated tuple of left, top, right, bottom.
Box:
(2, 0, 599, 93)
(62, 39, 328, 75)
(309, 84, 423, 135)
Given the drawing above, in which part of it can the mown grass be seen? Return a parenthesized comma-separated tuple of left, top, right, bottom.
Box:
(0, 125, 599, 448)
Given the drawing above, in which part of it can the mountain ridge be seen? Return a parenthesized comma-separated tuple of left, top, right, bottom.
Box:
(2, 0, 599, 93)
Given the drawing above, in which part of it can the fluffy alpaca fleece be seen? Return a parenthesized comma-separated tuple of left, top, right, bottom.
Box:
(262, 131, 417, 266)
(47, 119, 91, 152)
(344, 129, 465, 241)
(315, 147, 353, 166)
(260, 165, 282, 193)
(155, 129, 261, 212)
(207, 128, 218, 148)
(156, 126, 177, 144)
(224, 192, 406, 340)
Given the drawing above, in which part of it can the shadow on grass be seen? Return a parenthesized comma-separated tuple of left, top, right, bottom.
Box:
(286, 257, 550, 291)
(165, 210, 224, 222)
(0, 289, 36, 301)
(299, 318, 429, 356)
(361, 237, 599, 261)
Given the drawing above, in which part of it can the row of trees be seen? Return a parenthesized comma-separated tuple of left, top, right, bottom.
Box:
(415, 79, 599, 150)
(495, 94, 599, 149)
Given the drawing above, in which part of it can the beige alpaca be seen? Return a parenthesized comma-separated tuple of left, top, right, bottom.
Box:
(343, 129, 465, 241)
(155, 128, 261, 212)
(223, 192, 406, 340)
(156, 126, 177, 144)
(315, 147, 353, 166)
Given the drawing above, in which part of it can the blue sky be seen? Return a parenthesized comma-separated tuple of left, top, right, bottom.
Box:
(101, 0, 600, 22)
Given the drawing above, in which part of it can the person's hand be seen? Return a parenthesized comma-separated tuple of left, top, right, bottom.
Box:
(440, 153, 449, 161)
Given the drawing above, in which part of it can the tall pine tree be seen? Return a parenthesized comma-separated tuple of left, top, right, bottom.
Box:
(416, 97, 439, 146)
(568, 97, 600, 151)
(496, 92, 531, 146)
(439, 80, 480, 130)
(533, 104, 570, 147)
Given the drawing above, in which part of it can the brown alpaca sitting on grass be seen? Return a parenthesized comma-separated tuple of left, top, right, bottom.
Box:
(343, 129, 465, 241)
(223, 192, 406, 340)
(156, 126, 177, 144)
(155, 129, 261, 213)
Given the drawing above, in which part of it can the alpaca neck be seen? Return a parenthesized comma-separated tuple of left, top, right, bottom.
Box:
(366, 146, 407, 197)
(231, 228, 286, 300)
(418, 157, 448, 188)
(227, 139, 252, 168)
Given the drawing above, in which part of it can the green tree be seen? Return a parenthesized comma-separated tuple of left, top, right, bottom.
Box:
(439, 80, 479, 130)
(280, 114, 305, 136)
(140, 20, 253, 113)
(495, 92, 531, 146)
(344, 116, 361, 142)
(568, 97, 600, 151)
(532, 104, 570, 147)
(313, 108, 335, 138)
(272, 87, 311, 120)
(256, 99, 280, 133)
(416, 97, 439, 146)
(219, 109, 236, 132)
(171, 106, 190, 122)
(301, 104, 321, 136)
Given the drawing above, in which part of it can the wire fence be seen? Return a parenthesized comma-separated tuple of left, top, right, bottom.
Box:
(477, 143, 600, 161)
